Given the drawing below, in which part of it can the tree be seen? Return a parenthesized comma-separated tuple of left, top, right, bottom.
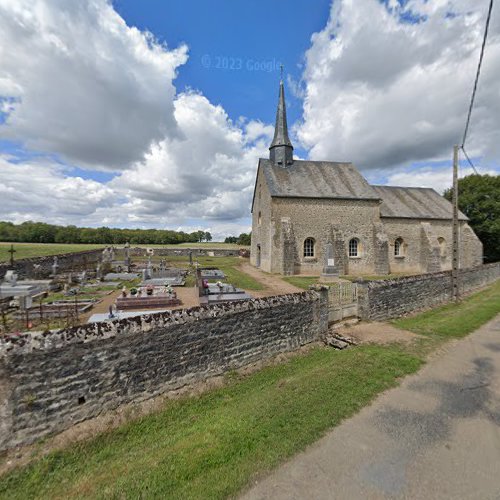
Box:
(237, 232, 251, 246)
(204, 232, 212, 242)
(444, 174, 500, 263)
(224, 236, 238, 244)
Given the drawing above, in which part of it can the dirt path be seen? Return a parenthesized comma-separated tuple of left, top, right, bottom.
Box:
(335, 321, 422, 345)
(242, 314, 500, 500)
(239, 263, 303, 297)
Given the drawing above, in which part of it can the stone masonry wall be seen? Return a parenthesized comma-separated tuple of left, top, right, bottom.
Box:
(0, 291, 328, 450)
(0, 249, 103, 280)
(250, 168, 273, 272)
(129, 247, 243, 258)
(271, 197, 381, 275)
(357, 262, 500, 321)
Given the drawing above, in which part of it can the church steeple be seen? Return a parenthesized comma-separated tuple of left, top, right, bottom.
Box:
(269, 75, 293, 166)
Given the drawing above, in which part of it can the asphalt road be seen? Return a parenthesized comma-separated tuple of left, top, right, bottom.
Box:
(242, 315, 500, 500)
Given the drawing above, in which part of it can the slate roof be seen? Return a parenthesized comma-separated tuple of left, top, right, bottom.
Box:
(255, 158, 466, 221)
(258, 159, 380, 201)
(372, 185, 468, 221)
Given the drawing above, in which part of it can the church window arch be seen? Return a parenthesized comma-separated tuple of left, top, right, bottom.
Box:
(303, 238, 315, 258)
(348, 238, 360, 258)
(258, 212, 262, 225)
(394, 238, 404, 257)
(438, 237, 447, 258)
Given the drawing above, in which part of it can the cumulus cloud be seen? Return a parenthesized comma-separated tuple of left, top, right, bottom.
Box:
(0, 0, 188, 170)
(112, 92, 271, 224)
(378, 163, 500, 194)
(0, 154, 116, 224)
(298, 0, 500, 170)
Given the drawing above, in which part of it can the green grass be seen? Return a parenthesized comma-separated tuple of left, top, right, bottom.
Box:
(282, 276, 320, 290)
(394, 280, 500, 340)
(0, 346, 422, 500)
(0, 243, 106, 262)
(151, 256, 264, 291)
(0, 243, 248, 263)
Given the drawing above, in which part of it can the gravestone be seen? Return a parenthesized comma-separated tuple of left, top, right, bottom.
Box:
(124, 242, 131, 272)
(51, 256, 59, 276)
(321, 242, 340, 281)
(147, 256, 153, 279)
(4, 270, 17, 286)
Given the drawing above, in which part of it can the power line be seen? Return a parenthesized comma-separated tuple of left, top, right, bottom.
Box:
(460, 146, 479, 175)
(461, 0, 494, 150)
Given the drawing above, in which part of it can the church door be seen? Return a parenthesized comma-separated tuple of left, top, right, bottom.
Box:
(256, 244, 261, 267)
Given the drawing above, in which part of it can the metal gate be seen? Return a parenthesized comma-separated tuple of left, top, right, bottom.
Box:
(327, 282, 358, 323)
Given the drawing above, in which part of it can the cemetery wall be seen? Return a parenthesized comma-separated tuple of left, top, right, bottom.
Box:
(0, 290, 328, 450)
(128, 247, 245, 257)
(357, 262, 500, 321)
(0, 249, 103, 280)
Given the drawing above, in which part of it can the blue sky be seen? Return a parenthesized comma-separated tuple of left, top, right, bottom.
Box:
(0, 0, 498, 238)
(113, 0, 331, 158)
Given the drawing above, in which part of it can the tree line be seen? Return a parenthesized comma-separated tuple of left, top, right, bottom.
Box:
(0, 221, 213, 245)
(444, 173, 499, 263)
(224, 233, 251, 245)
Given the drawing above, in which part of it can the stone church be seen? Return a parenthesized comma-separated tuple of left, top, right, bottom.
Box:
(250, 81, 483, 276)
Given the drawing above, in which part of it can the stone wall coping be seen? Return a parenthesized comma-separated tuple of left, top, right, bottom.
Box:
(355, 262, 500, 289)
(0, 291, 318, 356)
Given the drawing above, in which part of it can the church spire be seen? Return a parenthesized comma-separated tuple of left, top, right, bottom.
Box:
(269, 72, 293, 166)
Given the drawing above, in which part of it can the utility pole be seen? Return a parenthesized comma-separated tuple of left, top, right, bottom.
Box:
(452, 145, 460, 301)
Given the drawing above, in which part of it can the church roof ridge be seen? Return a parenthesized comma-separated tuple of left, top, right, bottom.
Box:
(371, 184, 438, 191)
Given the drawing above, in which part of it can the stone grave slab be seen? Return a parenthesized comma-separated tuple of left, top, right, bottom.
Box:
(206, 284, 245, 295)
(88, 309, 169, 323)
(200, 269, 226, 279)
(140, 277, 185, 287)
(104, 272, 139, 281)
(201, 292, 252, 305)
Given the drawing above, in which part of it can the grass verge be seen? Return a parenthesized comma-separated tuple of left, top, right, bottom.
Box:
(393, 280, 500, 341)
(0, 346, 421, 499)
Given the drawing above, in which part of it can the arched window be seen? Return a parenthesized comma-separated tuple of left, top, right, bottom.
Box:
(438, 237, 447, 257)
(303, 238, 315, 257)
(394, 238, 404, 257)
(258, 212, 262, 225)
(349, 238, 360, 257)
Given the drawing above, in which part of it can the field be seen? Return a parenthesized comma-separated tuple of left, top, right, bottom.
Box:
(0, 243, 106, 262)
(0, 242, 248, 263)
(1, 281, 499, 498)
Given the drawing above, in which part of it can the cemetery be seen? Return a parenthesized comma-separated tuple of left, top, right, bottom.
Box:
(0, 244, 257, 333)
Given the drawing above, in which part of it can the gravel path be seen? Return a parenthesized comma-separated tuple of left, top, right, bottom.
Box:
(239, 263, 303, 297)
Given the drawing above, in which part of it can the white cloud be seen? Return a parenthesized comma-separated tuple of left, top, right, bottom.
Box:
(111, 92, 270, 224)
(298, 0, 500, 171)
(0, 0, 188, 170)
(367, 162, 500, 194)
(0, 0, 273, 236)
(0, 155, 116, 224)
